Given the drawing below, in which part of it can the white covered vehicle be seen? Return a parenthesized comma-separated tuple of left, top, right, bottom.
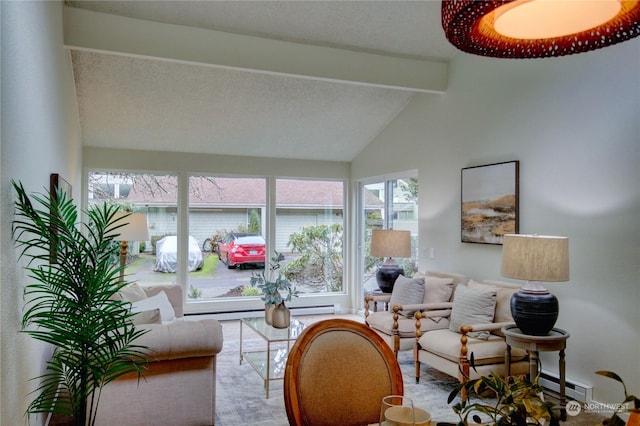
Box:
(154, 235, 204, 273)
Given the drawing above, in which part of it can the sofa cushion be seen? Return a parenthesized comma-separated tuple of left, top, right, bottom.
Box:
(132, 291, 176, 323)
(116, 283, 148, 302)
(449, 285, 496, 339)
(142, 284, 184, 318)
(137, 319, 224, 360)
(131, 308, 161, 325)
(389, 275, 425, 317)
(419, 329, 527, 365)
(367, 311, 449, 338)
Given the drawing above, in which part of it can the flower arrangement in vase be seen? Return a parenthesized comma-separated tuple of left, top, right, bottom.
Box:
(250, 251, 298, 328)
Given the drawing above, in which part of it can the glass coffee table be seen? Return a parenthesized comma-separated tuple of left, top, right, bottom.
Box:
(239, 317, 306, 398)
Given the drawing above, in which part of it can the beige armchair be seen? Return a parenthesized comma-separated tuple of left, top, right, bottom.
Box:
(414, 280, 529, 388)
(93, 284, 224, 426)
(365, 271, 468, 355)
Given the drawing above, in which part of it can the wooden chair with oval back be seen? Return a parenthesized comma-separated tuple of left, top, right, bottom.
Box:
(284, 318, 404, 426)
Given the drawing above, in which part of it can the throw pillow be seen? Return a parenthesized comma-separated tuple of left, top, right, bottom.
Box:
(423, 277, 454, 304)
(389, 275, 425, 317)
(422, 276, 454, 323)
(469, 280, 520, 334)
(131, 308, 161, 325)
(449, 285, 497, 339)
(117, 283, 148, 303)
(131, 291, 176, 323)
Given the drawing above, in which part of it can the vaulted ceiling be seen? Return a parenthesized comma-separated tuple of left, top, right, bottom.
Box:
(66, 1, 459, 162)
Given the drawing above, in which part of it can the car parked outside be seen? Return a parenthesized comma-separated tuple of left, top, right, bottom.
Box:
(154, 235, 204, 273)
(217, 233, 266, 269)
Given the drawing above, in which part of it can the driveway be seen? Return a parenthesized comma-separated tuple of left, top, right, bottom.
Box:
(130, 252, 263, 298)
(191, 254, 264, 297)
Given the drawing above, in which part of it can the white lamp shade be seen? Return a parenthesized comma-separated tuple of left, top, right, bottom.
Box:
(111, 212, 150, 242)
(501, 234, 569, 282)
(370, 230, 411, 258)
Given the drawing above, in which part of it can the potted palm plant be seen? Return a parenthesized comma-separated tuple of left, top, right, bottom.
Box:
(250, 251, 298, 328)
(11, 181, 150, 426)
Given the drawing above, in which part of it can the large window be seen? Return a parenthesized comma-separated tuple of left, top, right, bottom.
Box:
(87, 171, 178, 287)
(361, 175, 419, 293)
(87, 171, 346, 310)
(187, 176, 266, 301)
(275, 179, 345, 293)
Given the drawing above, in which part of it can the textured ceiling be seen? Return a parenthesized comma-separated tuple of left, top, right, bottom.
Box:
(66, 1, 458, 162)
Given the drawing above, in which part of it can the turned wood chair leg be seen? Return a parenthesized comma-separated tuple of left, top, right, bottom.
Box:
(414, 344, 421, 383)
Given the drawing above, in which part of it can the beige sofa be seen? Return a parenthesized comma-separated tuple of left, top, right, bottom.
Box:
(93, 284, 223, 426)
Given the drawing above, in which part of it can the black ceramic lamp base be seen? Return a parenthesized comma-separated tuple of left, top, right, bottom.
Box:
(376, 265, 404, 293)
(510, 290, 559, 336)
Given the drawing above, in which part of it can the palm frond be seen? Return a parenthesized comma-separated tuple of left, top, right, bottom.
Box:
(12, 181, 151, 425)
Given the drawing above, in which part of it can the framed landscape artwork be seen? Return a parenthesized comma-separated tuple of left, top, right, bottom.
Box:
(461, 161, 519, 245)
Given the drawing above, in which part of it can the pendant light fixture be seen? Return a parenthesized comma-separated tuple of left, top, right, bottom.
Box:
(442, 0, 640, 58)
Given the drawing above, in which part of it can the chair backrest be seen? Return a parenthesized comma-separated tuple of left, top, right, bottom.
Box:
(284, 318, 404, 426)
(480, 280, 522, 324)
(425, 270, 468, 289)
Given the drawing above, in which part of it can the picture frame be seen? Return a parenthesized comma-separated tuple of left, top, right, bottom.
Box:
(50, 173, 72, 263)
(461, 161, 519, 245)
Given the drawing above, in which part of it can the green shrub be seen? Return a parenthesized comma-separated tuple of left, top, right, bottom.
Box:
(241, 286, 260, 297)
(188, 285, 202, 299)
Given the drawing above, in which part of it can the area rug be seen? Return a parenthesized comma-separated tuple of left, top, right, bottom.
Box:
(213, 317, 603, 425)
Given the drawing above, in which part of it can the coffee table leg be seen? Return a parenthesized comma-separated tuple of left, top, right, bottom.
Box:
(239, 320, 243, 364)
(266, 340, 271, 398)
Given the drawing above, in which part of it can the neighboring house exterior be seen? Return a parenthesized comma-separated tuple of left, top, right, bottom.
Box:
(88, 174, 392, 252)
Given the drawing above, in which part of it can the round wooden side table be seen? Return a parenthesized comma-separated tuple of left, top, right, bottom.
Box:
(502, 325, 570, 420)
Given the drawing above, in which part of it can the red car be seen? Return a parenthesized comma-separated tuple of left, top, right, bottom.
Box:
(217, 233, 266, 269)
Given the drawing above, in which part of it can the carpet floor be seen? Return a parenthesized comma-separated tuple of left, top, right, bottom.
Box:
(214, 314, 604, 425)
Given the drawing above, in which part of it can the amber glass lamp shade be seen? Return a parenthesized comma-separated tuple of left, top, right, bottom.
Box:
(442, 0, 640, 58)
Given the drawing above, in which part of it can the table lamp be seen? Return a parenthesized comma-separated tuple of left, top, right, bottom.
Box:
(113, 212, 150, 284)
(370, 229, 411, 293)
(501, 234, 569, 336)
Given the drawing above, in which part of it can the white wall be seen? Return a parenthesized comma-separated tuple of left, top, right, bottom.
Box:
(352, 40, 640, 402)
(1, 1, 82, 424)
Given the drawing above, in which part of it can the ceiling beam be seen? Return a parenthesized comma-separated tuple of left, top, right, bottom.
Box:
(64, 6, 448, 94)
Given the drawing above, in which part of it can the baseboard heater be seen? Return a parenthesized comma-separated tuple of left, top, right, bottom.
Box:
(539, 370, 593, 403)
(187, 304, 335, 321)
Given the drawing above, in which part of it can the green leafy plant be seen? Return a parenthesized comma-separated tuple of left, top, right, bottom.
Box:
(595, 371, 640, 426)
(241, 285, 260, 297)
(447, 355, 559, 426)
(12, 181, 150, 426)
(188, 285, 203, 299)
(248, 209, 261, 233)
(250, 251, 298, 306)
(285, 224, 343, 292)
